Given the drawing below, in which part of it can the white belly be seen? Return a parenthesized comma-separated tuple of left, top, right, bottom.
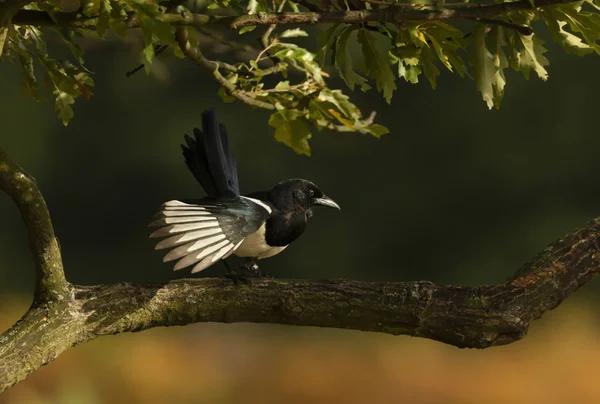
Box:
(234, 224, 288, 259)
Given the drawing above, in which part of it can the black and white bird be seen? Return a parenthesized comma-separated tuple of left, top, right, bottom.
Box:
(149, 109, 340, 276)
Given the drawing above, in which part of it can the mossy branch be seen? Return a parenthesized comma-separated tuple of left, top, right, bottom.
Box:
(0, 149, 68, 301)
(1, 147, 599, 392)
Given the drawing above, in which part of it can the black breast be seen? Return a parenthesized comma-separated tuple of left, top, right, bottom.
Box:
(264, 212, 307, 247)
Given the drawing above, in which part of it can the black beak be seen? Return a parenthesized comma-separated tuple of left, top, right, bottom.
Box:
(313, 195, 341, 210)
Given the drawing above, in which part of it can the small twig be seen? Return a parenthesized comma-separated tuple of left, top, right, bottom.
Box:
(259, 0, 288, 65)
(175, 27, 275, 110)
(247, 81, 312, 94)
(125, 44, 169, 78)
(468, 17, 533, 35)
(254, 41, 279, 66)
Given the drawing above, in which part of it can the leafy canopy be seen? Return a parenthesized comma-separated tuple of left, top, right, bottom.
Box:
(1, 0, 600, 154)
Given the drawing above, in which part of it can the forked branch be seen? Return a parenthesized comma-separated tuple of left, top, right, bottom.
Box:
(0, 147, 599, 393)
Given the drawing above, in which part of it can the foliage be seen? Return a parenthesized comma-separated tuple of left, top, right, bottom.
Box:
(1, 0, 600, 153)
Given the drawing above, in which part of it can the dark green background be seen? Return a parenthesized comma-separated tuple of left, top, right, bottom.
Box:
(2, 32, 600, 297)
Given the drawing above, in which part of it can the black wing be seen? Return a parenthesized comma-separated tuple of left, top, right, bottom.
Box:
(181, 109, 240, 197)
(149, 196, 270, 273)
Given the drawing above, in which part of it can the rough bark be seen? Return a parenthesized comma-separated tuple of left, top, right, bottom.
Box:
(1, 146, 599, 393)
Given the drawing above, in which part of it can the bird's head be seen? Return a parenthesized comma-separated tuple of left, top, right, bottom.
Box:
(269, 178, 340, 212)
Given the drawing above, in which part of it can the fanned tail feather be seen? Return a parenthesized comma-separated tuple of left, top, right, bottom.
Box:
(181, 109, 240, 197)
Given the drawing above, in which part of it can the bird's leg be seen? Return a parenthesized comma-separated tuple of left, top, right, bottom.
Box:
(242, 258, 260, 277)
(241, 258, 275, 279)
(222, 259, 250, 285)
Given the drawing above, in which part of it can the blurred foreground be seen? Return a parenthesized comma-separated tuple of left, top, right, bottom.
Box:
(2, 292, 600, 404)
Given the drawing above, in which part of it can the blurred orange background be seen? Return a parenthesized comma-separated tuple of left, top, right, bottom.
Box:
(2, 292, 600, 404)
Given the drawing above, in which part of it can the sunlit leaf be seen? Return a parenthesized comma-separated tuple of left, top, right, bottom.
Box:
(54, 90, 75, 126)
(555, 4, 600, 54)
(389, 46, 422, 84)
(511, 32, 549, 80)
(489, 26, 509, 108)
(471, 23, 500, 109)
(239, 25, 257, 34)
(279, 28, 309, 39)
(543, 9, 593, 56)
(269, 110, 312, 156)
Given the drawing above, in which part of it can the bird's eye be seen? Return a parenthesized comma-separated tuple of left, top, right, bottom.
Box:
(308, 189, 315, 197)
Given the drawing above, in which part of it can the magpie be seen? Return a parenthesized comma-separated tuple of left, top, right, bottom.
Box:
(149, 109, 340, 276)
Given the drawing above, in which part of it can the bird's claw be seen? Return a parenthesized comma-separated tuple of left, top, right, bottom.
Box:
(242, 262, 275, 279)
(225, 270, 251, 286)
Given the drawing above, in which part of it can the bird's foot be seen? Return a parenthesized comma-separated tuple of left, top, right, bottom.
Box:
(224, 270, 251, 286)
(241, 261, 275, 279)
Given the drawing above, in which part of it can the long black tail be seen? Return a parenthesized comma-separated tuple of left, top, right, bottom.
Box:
(181, 109, 240, 197)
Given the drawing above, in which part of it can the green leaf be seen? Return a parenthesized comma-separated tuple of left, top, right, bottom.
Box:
(357, 29, 396, 103)
(489, 26, 509, 108)
(273, 43, 323, 83)
(366, 124, 389, 138)
(424, 24, 468, 78)
(128, 0, 176, 73)
(269, 110, 312, 156)
(470, 23, 503, 110)
(335, 26, 371, 91)
(18, 53, 42, 102)
(555, 5, 600, 54)
(82, 0, 100, 17)
(389, 46, 422, 84)
(0, 26, 7, 57)
(52, 28, 90, 71)
(279, 28, 309, 39)
(318, 23, 343, 69)
(142, 43, 154, 74)
(542, 9, 593, 56)
(239, 25, 257, 34)
(108, 0, 128, 38)
(288, 0, 300, 12)
(511, 33, 549, 81)
(54, 90, 75, 126)
(316, 88, 362, 124)
(97, 0, 112, 37)
(420, 46, 440, 89)
(217, 87, 236, 103)
(247, 0, 268, 14)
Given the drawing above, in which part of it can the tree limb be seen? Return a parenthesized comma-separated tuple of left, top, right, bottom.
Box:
(0, 149, 68, 301)
(10, 0, 577, 30)
(1, 146, 600, 392)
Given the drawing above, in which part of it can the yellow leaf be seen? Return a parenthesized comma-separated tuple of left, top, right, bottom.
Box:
(416, 30, 429, 47)
(328, 109, 356, 130)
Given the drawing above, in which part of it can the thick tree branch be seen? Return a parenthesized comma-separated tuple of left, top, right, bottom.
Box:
(1, 147, 600, 392)
(11, 0, 577, 30)
(0, 149, 68, 301)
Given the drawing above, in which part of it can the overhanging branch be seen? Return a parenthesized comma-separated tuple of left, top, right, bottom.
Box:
(11, 0, 577, 30)
(1, 146, 600, 393)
